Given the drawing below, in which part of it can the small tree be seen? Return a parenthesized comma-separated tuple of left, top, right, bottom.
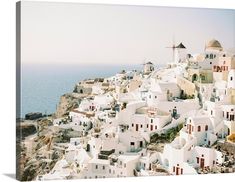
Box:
(169, 132, 175, 142)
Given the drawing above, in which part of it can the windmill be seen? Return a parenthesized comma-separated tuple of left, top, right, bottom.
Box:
(166, 37, 187, 63)
(175, 42, 186, 63)
(166, 36, 176, 63)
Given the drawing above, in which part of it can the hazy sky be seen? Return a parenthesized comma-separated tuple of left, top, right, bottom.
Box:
(21, 1, 235, 65)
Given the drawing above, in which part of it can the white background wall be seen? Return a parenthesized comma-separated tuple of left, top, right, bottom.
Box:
(0, 0, 235, 182)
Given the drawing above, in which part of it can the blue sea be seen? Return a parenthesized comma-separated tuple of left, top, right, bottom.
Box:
(21, 64, 142, 117)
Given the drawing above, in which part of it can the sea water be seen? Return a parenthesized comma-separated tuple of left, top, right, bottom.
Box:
(21, 63, 142, 117)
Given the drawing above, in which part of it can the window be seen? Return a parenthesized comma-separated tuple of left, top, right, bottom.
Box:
(130, 142, 135, 146)
(109, 169, 111, 173)
(173, 166, 175, 172)
(181, 168, 183, 174)
(141, 124, 143, 128)
(155, 125, 157, 130)
(149, 95, 151, 99)
(147, 124, 149, 128)
(132, 123, 134, 127)
(151, 119, 153, 123)
(155, 96, 157, 99)
(103, 166, 105, 170)
(211, 110, 213, 115)
(196, 157, 199, 163)
(231, 76, 233, 81)
(205, 125, 208, 131)
(198, 126, 201, 132)
(96, 165, 98, 169)
(124, 163, 126, 168)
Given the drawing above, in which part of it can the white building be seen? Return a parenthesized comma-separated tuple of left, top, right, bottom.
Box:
(143, 62, 155, 74)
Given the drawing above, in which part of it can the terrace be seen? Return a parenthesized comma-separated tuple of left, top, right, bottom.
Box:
(136, 106, 170, 118)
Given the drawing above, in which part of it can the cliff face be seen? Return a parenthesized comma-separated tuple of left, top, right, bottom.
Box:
(19, 119, 63, 181)
(55, 92, 85, 118)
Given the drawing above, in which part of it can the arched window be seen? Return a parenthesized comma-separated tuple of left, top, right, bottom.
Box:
(205, 125, 208, 131)
(198, 126, 201, 132)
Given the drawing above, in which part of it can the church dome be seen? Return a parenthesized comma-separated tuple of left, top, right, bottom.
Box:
(206, 39, 223, 51)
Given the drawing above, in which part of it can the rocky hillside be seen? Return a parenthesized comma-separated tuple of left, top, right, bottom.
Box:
(16, 122, 37, 138)
(18, 118, 63, 181)
(55, 92, 86, 118)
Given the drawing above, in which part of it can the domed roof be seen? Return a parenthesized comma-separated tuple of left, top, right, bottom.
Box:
(206, 39, 223, 50)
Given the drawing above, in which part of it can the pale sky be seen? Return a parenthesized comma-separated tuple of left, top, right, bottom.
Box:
(21, 1, 235, 65)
